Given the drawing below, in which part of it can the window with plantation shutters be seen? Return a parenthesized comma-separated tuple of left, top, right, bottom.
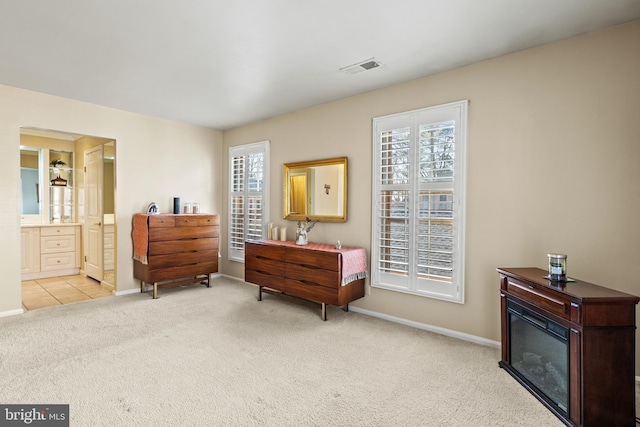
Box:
(228, 141, 270, 262)
(372, 101, 467, 303)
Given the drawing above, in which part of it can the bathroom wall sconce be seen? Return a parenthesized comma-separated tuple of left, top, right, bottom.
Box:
(324, 184, 331, 195)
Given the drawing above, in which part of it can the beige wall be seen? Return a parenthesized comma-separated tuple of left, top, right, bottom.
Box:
(1, 85, 222, 315)
(222, 21, 640, 373)
(1, 19, 638, 373)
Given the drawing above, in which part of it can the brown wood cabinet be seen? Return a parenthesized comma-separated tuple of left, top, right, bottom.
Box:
(497, 267, 639, 427)
(245, 240, 366, 320)
(133, 214, 219, 298)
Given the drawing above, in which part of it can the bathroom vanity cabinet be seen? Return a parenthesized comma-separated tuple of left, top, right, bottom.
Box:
(21, 224, 81, 280)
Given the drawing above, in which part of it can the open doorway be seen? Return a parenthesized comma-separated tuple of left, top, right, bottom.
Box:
(20, 128, 117, 310)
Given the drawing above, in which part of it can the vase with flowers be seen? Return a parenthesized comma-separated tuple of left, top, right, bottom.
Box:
(295, 217, 316, 245)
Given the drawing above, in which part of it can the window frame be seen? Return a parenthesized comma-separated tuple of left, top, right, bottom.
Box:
(228, 140, 270, 262)
(371, 100, 468, 303)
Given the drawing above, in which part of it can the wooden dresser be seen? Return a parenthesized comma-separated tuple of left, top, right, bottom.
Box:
(245, 240, 367, 320)
(497, 267, 639, 427)
(133, 213, 219, 298)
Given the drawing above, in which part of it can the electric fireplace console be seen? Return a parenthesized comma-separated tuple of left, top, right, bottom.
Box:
(497, 267, 639, 427)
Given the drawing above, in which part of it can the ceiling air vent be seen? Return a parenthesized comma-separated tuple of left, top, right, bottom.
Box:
(340, 57, 384, 75)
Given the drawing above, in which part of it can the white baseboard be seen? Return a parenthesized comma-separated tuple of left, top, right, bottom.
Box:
(115, 288, 143, 296)
(0, 308, 24, 318)
(349, 306, 501, 349)
(219, 274, 248, 283)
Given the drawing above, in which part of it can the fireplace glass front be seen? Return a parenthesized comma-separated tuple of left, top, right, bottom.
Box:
(507, 299, 569, 416)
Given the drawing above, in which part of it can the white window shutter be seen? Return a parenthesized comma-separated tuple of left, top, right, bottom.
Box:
(228, 141, 270, 262)
(372, 101, 467, 303)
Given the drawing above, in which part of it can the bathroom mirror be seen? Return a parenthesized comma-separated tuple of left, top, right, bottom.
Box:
(283, 157, 347, 222)
(20, 147, 41, 216)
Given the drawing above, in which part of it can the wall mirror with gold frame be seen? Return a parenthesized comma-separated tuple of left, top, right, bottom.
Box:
(283, 157, 347, 222)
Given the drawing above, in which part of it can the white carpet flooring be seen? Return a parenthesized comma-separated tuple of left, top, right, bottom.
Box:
(0, 276, 576, 426)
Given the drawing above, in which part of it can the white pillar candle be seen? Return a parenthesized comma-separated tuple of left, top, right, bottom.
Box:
(267, 223, 273, 239)
(272, 226, 279, 241)
(280, 227, 286, 241)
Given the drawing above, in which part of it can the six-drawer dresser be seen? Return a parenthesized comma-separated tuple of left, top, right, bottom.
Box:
(133, 213, 219, 298)
(244, 239, 367, 320)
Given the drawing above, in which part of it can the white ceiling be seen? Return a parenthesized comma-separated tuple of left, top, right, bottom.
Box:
(1, 0, 639, 130)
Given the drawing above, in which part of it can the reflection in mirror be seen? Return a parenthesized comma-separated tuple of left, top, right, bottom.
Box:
(20, 148, 41, 215)
(104, 142, 115, 215)
(283, 157, 347, 222)
(20, 128, 80, 224)
(49, 149, 74, 223)
(103, 141, 116, 286)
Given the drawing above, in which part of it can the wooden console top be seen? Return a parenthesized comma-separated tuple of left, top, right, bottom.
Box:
(497, 267, 639, 302)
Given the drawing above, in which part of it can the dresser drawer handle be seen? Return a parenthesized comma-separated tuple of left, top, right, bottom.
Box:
(300, 280, 319, 286)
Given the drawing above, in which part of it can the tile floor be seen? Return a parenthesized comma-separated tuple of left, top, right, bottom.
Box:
(22, 275, 114, 311)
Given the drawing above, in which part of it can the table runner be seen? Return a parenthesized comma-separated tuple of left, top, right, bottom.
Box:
(132, 214, 149, 265)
